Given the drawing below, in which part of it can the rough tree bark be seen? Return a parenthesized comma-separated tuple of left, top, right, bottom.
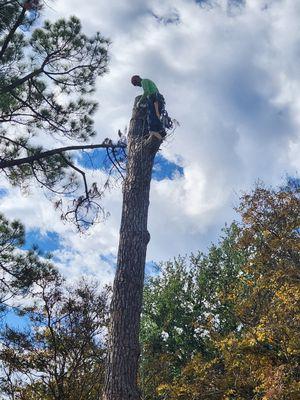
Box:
(103, 97, 161, 400)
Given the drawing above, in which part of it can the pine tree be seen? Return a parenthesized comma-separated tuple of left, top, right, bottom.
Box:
(0, 212, 56, 306)
(0, 0, 122, 228)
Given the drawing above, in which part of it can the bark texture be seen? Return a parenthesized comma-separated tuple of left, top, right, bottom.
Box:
(103, 97, 160, 400)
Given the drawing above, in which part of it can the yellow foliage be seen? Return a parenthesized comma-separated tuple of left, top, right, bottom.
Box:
(154, 186, 300, 400)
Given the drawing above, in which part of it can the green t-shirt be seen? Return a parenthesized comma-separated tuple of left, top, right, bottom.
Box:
(140, 79, 159, 102)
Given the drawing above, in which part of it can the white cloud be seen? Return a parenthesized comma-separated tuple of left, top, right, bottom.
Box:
(1, 0, 300, 283)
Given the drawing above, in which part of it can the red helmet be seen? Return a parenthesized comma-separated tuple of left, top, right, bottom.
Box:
(131, 75, 141, 86)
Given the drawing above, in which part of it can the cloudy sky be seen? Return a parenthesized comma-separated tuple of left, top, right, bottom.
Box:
(1, 0, 300, 286)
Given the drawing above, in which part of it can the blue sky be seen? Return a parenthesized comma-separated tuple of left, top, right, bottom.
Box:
(0, 0, 299, 288)
(78, 148, 184, 180)
(23, 230, 60, 253)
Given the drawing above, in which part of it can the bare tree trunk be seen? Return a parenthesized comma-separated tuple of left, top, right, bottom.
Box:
(103, 97, 160, 400)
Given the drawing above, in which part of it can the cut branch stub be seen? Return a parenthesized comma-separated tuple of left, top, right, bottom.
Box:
(103, 96, 161, 400)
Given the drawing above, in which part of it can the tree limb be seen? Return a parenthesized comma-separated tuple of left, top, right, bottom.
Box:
(1, 50, 63, 94)
(0, 67, 44, 94)
(0, 142, 127, 169)
(60, 154, 89, 198)
(0, 6, 26, 61)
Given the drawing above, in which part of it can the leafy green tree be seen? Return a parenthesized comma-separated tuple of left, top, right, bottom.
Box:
(0, 276, 109, 400)
(140, 224, 246, 400)
(0, 208, 109, 399)
(154, 184, 300, 400)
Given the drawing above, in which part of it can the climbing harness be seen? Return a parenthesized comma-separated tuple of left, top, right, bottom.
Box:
(160, 109, 173, 131)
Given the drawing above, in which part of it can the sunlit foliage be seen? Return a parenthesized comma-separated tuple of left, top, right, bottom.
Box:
(141, 184, 300, 400)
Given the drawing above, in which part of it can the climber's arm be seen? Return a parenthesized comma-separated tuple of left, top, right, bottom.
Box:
(154, 101, 160, 119)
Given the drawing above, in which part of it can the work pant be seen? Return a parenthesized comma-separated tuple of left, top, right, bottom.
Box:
(147, 93, 166, 137)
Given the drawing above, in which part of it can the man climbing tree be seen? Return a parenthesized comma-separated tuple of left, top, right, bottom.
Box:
(131, 75, 167, 142)
(103, 93, 164, 400)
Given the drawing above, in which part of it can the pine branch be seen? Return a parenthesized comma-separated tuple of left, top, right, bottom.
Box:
(0, 142, 127, 169)
(1, 67, 44, 94)
(0, 6, 26, 60)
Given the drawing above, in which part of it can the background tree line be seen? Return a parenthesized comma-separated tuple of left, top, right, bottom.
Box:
(0, 181, 298, 399)
(140, 180, 300, 400)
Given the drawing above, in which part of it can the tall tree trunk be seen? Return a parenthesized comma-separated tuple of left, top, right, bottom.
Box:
(103, 97, 160, 400)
